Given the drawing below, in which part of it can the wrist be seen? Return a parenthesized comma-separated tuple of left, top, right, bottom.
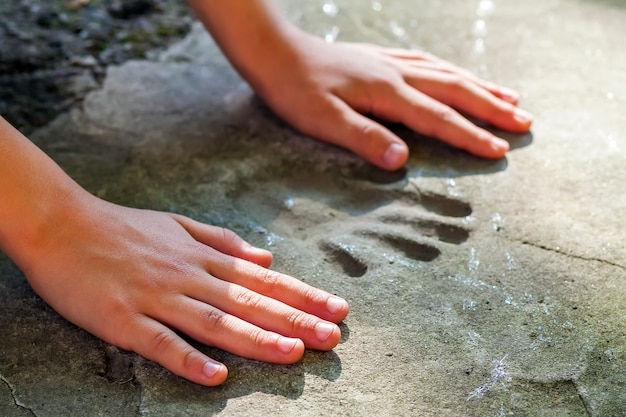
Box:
(0, 118, 94, 272)
(0, 176, 89, 273)
(187, 0, 313, 97)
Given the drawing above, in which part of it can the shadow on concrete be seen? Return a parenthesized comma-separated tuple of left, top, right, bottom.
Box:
(0, 253, 345, 415)
(132, 345, 343, 415)
(323, 125, 533, 185)
(249, 98, 533, 183)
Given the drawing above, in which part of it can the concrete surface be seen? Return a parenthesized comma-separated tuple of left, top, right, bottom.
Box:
(1, 0, 625, 416)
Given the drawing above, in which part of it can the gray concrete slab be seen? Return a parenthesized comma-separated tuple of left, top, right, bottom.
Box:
(1, 0, 625, 416)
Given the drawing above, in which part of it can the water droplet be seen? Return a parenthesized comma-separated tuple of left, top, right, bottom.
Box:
(322, 0, 339, 17)
(505, 252, 519, 270)
(467, 331, 481, 343)
(607, 92, 615, 100)
(491, 212, 504, 231)
(389, 20, 406, 39)
(324, 25, 340, 43)
(371, 1, 382, 12)
(474, 38, 485, 54)
(468, 248, 480, 272)
(477, 0, 495, 17)
(446, 178, 462, 197)
(462, 215, 476, 225)
(284, 196, 294, 210)
(265, 231, 283, 247)
(473, 19, 487, 36)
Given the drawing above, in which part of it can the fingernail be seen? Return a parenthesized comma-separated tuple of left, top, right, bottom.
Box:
(252, 246, 271, 256)
(245, 241, 267, 253)
(514, 108, 532, 124)
(203, 361, 223, 378)
(277, 337, 298, 354)
(491, 137, 509, 152)
(383, 143, 406, 169)
(501, 87, 519, 102)
(315, 322, 336, 342)
(327, 296, 347, 314)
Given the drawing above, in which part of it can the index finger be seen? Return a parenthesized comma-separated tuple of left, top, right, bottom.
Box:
(390, 87, 510, 159)
(202, 252, 349, 324)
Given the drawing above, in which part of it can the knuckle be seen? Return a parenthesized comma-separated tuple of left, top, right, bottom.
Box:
(219, 227, 241, 246)
(201, 308, 228, 333)
(234, 290, 264, 310)
(368, 73, 394, 90)
(369, 72, 404, 97)
(142, 258, 193, 292)
(348, 120, 379, 142)
(445, 74, 469, 92)
(181, 348, 197, 371)
(255, 268, 281, 292)
(285, 310, 313, 334)
(151, 330, 178, 355)
(300, 286, 324, 309)
(250, 328, 270, 350)
(429, 103, 456, 125)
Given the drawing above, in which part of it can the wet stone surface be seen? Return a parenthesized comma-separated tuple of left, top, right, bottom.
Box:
(1, 0, 626, 416)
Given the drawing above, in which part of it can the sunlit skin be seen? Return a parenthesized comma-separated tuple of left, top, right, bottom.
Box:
(188, 0, 532, 170)
(0, 117, 348, 386)
(0, 0, 532, 387)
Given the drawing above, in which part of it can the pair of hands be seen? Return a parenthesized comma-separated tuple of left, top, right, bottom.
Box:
(24, 36, 531, 386)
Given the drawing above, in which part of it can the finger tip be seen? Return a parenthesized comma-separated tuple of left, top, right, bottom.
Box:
(499, 87, 520, 104)
(472, 135, 508, 159)
(327, 325, 342, 349)
(276, 337, 305, 363)
(293, 339, 306, 359)
(314, 322, 342, 350)
(326, 296, 349, 318)
(382, 143, 409, 170)
(247, 246, 273, 267)
(513, 108, 533, 129)
(201, 361, 229, 386)
(491, 137, 510, 157)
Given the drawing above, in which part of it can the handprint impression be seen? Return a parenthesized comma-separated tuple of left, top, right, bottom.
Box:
(242, 183, 473, 278)
(318, 189, 471, 277)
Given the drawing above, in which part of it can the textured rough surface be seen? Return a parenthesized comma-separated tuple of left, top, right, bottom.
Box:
(0, 0, 193, 134)
(1, 1, 625, 416)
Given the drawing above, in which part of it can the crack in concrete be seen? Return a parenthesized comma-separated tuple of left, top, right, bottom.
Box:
(573, 379, 594, 417)
(517, 375, 593, 417)
(134, 357, 148, 417)
(520, 240, 625, 271)
(0, 375, 36, 417)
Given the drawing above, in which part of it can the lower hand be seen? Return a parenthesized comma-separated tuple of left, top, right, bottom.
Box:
(23, 192, 348, 386)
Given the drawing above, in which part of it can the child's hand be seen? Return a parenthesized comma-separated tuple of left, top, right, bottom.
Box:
(252, 36, 533, 170)
(23, 193, 348, 386)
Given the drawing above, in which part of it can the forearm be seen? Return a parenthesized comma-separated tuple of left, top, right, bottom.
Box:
(0, 116, 85, 269)
(186, 0, 310, 96)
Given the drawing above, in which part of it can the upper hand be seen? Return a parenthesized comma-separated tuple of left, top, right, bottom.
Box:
(253, 36, 533, 170)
